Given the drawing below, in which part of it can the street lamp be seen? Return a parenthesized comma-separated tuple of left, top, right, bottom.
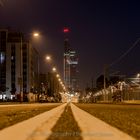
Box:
(46, 55, 51, 61)
(52, 67, 56, 72)
(56, 74, 60, 78)
(137, 73, 140, 84)
(33, 32, 39, 37)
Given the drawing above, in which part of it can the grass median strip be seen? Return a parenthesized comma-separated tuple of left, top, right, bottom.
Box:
(48, 104, 82, 140)
(0, 104, 61, 130)
(76, 103, 140, 140)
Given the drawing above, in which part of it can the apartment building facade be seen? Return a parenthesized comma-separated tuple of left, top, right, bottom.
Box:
(0, 28, 39, 101)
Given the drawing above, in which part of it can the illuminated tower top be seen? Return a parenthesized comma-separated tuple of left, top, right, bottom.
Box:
(63, 27, 70, 53)
(63, 27, 70, 33)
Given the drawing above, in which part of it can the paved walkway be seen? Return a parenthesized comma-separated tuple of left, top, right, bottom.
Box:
(0, 103, 66, 140)
(71, 104, 135, 140)
(0, 103, 136, 140)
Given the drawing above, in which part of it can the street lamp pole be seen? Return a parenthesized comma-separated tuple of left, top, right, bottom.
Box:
(103, 65, 106, 101)
(104, 68, 106, 90)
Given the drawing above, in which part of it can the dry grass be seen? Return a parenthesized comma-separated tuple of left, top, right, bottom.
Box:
(0, 103, 61, 130)
(76, 103, 140, 140)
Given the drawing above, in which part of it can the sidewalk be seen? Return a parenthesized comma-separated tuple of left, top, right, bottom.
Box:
(0, 103, 66, 140)
(71, 103, 135, 140)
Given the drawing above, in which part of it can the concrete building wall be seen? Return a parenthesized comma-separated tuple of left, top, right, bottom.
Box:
(15, 43, 21, 94)
(0, 29, 7, 98)
(0, 28, 39, 101)
(6, 43, 11, 98)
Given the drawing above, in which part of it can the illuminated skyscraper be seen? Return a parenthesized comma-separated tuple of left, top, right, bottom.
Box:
(63, 28, 78, 93)
(69, 50, 78, 91)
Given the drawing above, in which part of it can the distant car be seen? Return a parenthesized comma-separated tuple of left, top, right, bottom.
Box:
(47, 97, 55, 102)
(39, 95, 47, 102)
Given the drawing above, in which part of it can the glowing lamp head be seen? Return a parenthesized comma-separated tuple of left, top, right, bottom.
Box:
(46, 56, 51, 61)
(137, 73, 140, 78)
(52, 67, 56, 72)
(33, 32, 39, 37)
(56, 74, 60, 78)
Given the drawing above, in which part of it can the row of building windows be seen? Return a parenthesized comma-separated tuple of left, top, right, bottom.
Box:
(0, 31, 6, 86)
(0, 29, 40, 94)
(0, 36, 6, 86)
(11, 44, 16, 87)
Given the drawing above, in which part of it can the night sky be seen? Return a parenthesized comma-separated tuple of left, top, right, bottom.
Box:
(1, 0, 140, 89)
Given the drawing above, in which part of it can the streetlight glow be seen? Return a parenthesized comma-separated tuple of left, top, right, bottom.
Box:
(137, 73, 140, 78)
(56, 74, 60, 78)
(33, 32, 39, 37)
(52, 67, 56, 72)
(46, 55, 51, 61)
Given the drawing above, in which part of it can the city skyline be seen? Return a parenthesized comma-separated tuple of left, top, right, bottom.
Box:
(1, 0, 140, 89)
(0, 1, 140, 137)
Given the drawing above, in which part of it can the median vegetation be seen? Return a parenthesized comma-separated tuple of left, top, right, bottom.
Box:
(76, 103, 140, 139)
(0, 104, 61, 130)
